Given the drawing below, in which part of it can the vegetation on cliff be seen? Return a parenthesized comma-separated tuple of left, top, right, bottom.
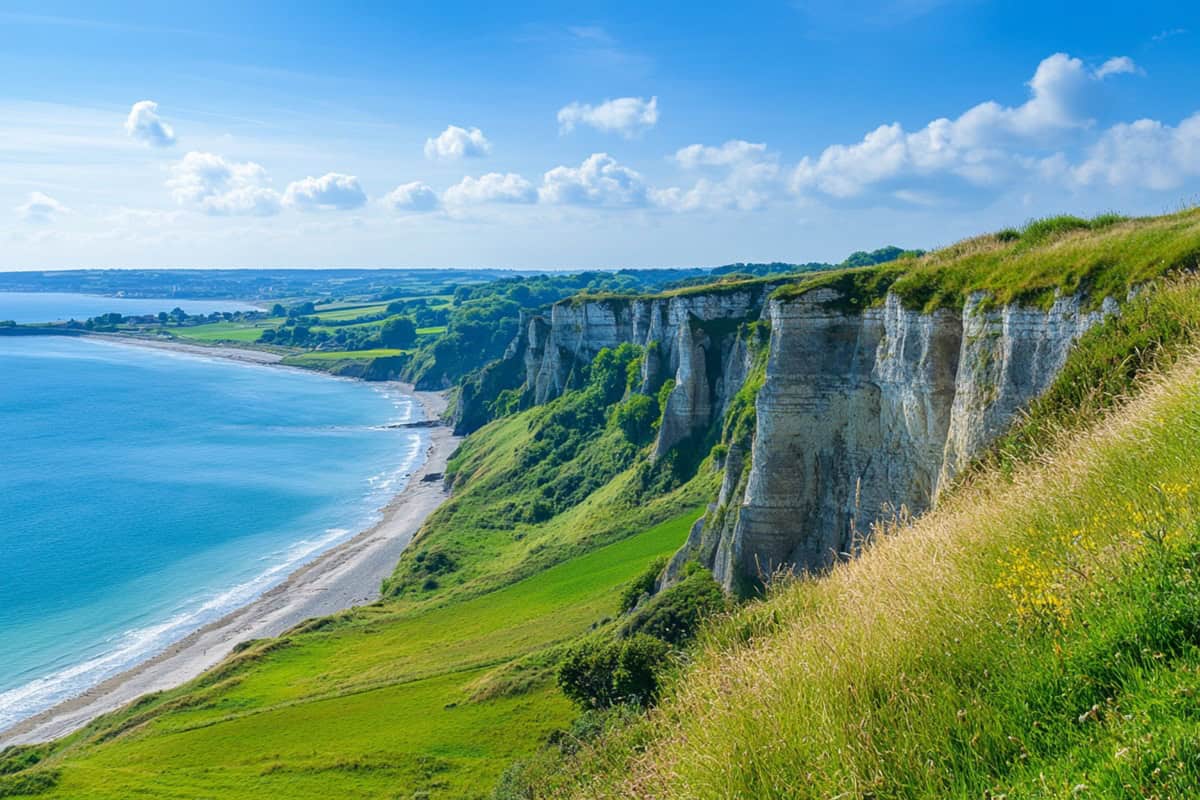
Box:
(776, 208, 1200, 312)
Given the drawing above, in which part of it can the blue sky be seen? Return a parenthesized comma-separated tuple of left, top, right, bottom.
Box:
(2, 0, 1198, 270)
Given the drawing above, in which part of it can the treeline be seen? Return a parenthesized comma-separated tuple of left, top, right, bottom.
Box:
(79, 308, 264, 332)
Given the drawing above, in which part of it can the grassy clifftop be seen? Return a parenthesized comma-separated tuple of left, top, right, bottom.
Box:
(776, 208, 1200, 311)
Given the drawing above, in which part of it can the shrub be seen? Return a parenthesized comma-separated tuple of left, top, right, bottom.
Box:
(618, 556, 667, 614)
(557, 634, 669, 710)
(621, 567, 726, 646)
(611, 394, 658, 444)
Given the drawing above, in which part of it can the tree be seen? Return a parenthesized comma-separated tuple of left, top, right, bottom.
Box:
(379, 316, 417, 349)
(557, 633, 669, 709)
(271, 303, 286, 317)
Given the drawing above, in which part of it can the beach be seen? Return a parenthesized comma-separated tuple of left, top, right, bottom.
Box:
(0, 340, 461, 747)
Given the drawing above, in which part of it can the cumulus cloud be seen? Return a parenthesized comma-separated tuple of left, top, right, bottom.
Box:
(283, 173, 367, 211)
(1068, 113, 1200, 191)
(539, 153, 647, 206)
(557, 96, 658, 137)
(383, 181, 440, 212)
(442, 172, 537, 205)
(654, 140, 781, 212)
(424, 125, 492, 160)
(124, 100, 176, 147)
(790, 52, 1139, 201)
(17, 192, 69, 224)
(167, 151, 281, 216)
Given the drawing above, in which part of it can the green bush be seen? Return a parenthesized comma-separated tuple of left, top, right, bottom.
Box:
(557, 634, 669, 710)
(621, 567, 726, 646)
(618, 556, 667, 614)
(611, 394, 658, 444)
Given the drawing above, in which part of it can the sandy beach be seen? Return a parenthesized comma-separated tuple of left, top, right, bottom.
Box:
(0, 341, 461, 747)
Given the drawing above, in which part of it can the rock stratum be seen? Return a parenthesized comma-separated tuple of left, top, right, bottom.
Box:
(482, 281, 1117, 590)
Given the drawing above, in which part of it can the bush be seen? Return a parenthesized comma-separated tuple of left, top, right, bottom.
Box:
(557, 634, 669, 709)
(621, 567, 726, 645)
(611, 394, 658, 444)
(618, 556, 667, 614)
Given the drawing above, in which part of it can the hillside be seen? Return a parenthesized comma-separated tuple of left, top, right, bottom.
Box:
(524, 315, 1200, 800)
(3, 210, 1200, 799)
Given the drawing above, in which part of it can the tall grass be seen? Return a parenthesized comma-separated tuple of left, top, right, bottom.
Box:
(776, 207, 1200, 312)
(541, 352, 1200, 799)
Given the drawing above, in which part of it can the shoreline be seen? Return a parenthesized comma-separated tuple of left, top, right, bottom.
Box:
(0, 340, 462, 747)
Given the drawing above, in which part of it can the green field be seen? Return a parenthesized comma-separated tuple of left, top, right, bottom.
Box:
(282, 347, 409, 363)
(310, 303, 390, 321)
(170, 319, 284, 343)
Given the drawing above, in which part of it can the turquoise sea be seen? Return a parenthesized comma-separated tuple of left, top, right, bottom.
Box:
(0, 332, 424, 732)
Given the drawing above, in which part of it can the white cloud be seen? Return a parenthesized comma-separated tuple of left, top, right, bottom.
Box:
(283, 173, 367, 211)
(654, 140, 781, 212)
(539, 153, 647, 206)
(383, 181, 439, 212)
(16, 192, 69, 224)
(1095, 56, 1141, 79)
(557, 96, 658, 137)
(424, 125, 492, 160)
(790, 53, 1140, 201)
(124, 100, 176, 147)
(443, 172, 537, 205)
(1069, 113, 1200, 191)
(674, 140, 769, 169)
(167, 151, 281, 216)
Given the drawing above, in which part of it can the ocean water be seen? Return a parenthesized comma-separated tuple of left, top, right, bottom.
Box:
(0, 335, 424, 731)
(0, 291, 261, 323)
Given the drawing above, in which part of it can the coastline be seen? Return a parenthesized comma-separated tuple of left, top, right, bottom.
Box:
(0, 340, 462, 747)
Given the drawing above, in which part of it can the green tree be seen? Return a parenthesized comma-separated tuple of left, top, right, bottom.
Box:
(557, 634, 669, 709)
(380, 316, 418, 349)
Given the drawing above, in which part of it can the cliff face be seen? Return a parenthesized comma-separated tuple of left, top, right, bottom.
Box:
(707, 289, 1116, 589)
(522, 285, 780, 452)
(480, 279, 1117, 592)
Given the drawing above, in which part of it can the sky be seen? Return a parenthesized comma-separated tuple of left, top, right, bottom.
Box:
(2, 0, 1199, 270)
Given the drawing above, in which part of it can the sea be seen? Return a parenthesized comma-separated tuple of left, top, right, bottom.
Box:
(0, 296, 424, 732)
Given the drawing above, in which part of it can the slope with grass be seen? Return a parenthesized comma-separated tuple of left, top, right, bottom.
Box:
(530, 317, 1200, 800)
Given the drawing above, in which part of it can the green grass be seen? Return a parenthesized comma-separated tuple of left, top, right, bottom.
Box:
(7, 390, 712, 799)
(529, 348, 1200, 799)
(775, 208, 1200, 312)
(310, 303, 390, 321)
(171, 319, 285, 342)
(282, 347, 410, 364)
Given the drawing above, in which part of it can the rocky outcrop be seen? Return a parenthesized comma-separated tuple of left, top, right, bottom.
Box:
(516, 285, 780, 453)
(705, 289, 1115, 590)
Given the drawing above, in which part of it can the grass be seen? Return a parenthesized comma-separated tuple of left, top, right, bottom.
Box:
(775, 208, 1200, 312)
(533, 349, 1200, 799)
(6, 389, 712, 799)
(171, 319, 284, 342)
(282, 347, 410, 364)
(310, 303, 390, 321)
